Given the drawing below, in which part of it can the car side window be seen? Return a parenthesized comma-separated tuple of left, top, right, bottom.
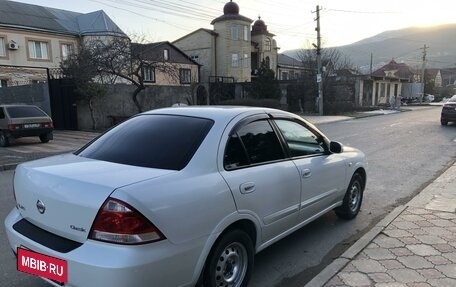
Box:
(0, 108, 4, 119)
(224, 120, 284, 169)
(274, 119, 325, 157)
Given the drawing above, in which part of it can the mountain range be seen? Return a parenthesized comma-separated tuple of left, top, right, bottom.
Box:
(283, 24, 456, 73)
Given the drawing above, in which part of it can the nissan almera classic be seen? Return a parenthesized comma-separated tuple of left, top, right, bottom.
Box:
(5, 106, 367, 287)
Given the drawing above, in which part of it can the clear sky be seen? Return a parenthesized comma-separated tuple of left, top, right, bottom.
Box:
(12, 0, 456, 52)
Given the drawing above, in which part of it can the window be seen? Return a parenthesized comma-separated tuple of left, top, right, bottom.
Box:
(0, 108, 5, 119)
(224, 120, 284, 169)
(275, 120, 325, 157)
(290, 71, 295, 79)
(6, 106, 48, 118)
(28, 40, 49, 60)
(231, 24, 238, 40)
(264, 38, 271, 51)
(380, 83, 386, 98)
(180, 69, 191, 84)
(191, 55, 199, 62)
(281, 72, 289, 80)
(61, 43, 74, 60)
(265, 56, 270, 69)
(0, 37, 5, 56)
(232, 54, 239, 68)
(142, 66, 155, 82)
(0, 79, 7, 87)
(163, 49, 169, 61)
(77, 115, 214, 170)
(243, 53, 249, 68)
(243, 25, 248, 41)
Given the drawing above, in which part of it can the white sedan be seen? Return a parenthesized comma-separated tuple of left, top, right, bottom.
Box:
(5, 106, 367, 287)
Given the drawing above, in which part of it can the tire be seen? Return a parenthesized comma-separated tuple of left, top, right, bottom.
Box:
(203, 230, 254, 287)
(335, 173, 364, 220)
(0, 131, 10, 147)
(441, 118, 448, 126)
(39, 133, 51, 143)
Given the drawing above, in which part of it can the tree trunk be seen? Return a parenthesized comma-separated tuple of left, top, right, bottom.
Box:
(132, 85, 145, 113)
(89, 96, 96, 130)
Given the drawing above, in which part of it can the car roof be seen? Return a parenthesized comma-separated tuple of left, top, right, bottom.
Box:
(142, 106, 293, 122)
(0, 104, 41, 108)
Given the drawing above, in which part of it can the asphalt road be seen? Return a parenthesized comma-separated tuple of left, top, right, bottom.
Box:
(1, 106, 455, 287)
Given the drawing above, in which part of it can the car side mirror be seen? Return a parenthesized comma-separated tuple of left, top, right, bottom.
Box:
(329, 141, 343, 154)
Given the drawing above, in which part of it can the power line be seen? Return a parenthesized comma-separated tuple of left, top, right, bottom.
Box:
(324, 8, 399, 15)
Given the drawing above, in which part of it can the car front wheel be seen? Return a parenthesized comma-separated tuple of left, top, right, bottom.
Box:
(441, 118, 448, 126)
(0, 131, 10, 147)
(335, 173, 364, 220)
(203, 230, 254, 287)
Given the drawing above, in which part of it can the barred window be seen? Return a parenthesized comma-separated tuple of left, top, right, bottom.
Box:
(180, 69, 191, 84)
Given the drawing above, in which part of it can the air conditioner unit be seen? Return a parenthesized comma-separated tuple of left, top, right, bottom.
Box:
(8, 42, 19, 50)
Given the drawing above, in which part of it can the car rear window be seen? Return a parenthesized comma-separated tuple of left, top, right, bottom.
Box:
(76, 114, 214, 170)
(6, 106, 48, 118)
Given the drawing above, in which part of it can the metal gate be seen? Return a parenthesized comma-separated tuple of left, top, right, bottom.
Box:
(48, 69, 78, 130)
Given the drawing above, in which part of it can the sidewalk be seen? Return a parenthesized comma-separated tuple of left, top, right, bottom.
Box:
(306, 162, 456, 287)
(303, 109, 404, 125)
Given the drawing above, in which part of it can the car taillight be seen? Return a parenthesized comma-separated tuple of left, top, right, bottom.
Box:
(89, 198, 165, 244)
(8, 124, 21, 130)
(43, 121, 53, 128)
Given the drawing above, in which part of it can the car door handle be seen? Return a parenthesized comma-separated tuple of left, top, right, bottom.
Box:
(240, 182, 256, 194)
(302, 169, 312, 178)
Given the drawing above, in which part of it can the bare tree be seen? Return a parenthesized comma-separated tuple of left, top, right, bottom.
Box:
(297, 46, 357, 81)
(87, 35, 181, 112)
(297, 46, 358, 110)
(60, 44, 110, 130)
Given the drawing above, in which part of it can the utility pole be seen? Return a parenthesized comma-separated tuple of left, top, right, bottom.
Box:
(370, 53, 373, 77)
(313, 5, 323, 115)
(420, 44, 428, 103)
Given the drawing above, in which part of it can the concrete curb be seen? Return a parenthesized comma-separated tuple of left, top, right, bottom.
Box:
(303, 205, 407, 287)
(0, 162, 19, 171)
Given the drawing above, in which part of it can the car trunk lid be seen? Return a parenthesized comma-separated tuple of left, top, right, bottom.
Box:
(14, 153, 175, 243)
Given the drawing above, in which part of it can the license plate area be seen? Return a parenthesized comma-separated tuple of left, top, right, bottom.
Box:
(23, 123, 41, 128)
(17, 247, 68, 284)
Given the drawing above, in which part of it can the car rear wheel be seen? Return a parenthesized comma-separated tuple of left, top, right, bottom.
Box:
(335, 173, 364, 220)
(203, 230, 254, 287)
(0, 131, 10, 147)
(39, 133, 51, 143)
(441, 118, 448, 126)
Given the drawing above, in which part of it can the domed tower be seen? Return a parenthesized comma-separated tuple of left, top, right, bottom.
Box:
(251, 16, 278, 77)
(211, 1, 253, 82)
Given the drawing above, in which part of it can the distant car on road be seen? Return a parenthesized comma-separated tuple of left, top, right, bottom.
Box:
(424, 94, 435, 102)
(441, 95, 456, 125)
(5, 106, 366, 287)
(0, 104, 53, 147)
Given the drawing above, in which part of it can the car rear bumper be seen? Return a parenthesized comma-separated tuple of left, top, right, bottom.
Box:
(441, 112, 456, 122)
(5, 208, 204, 287)
(8, 128, 53, 139)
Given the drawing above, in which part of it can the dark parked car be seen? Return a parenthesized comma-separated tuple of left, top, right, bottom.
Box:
(441, 95, 456, 125)
(0, 104, 53, 147)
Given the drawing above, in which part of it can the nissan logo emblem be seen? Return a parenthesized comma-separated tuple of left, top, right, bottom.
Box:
(36, 200, 46, 214)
